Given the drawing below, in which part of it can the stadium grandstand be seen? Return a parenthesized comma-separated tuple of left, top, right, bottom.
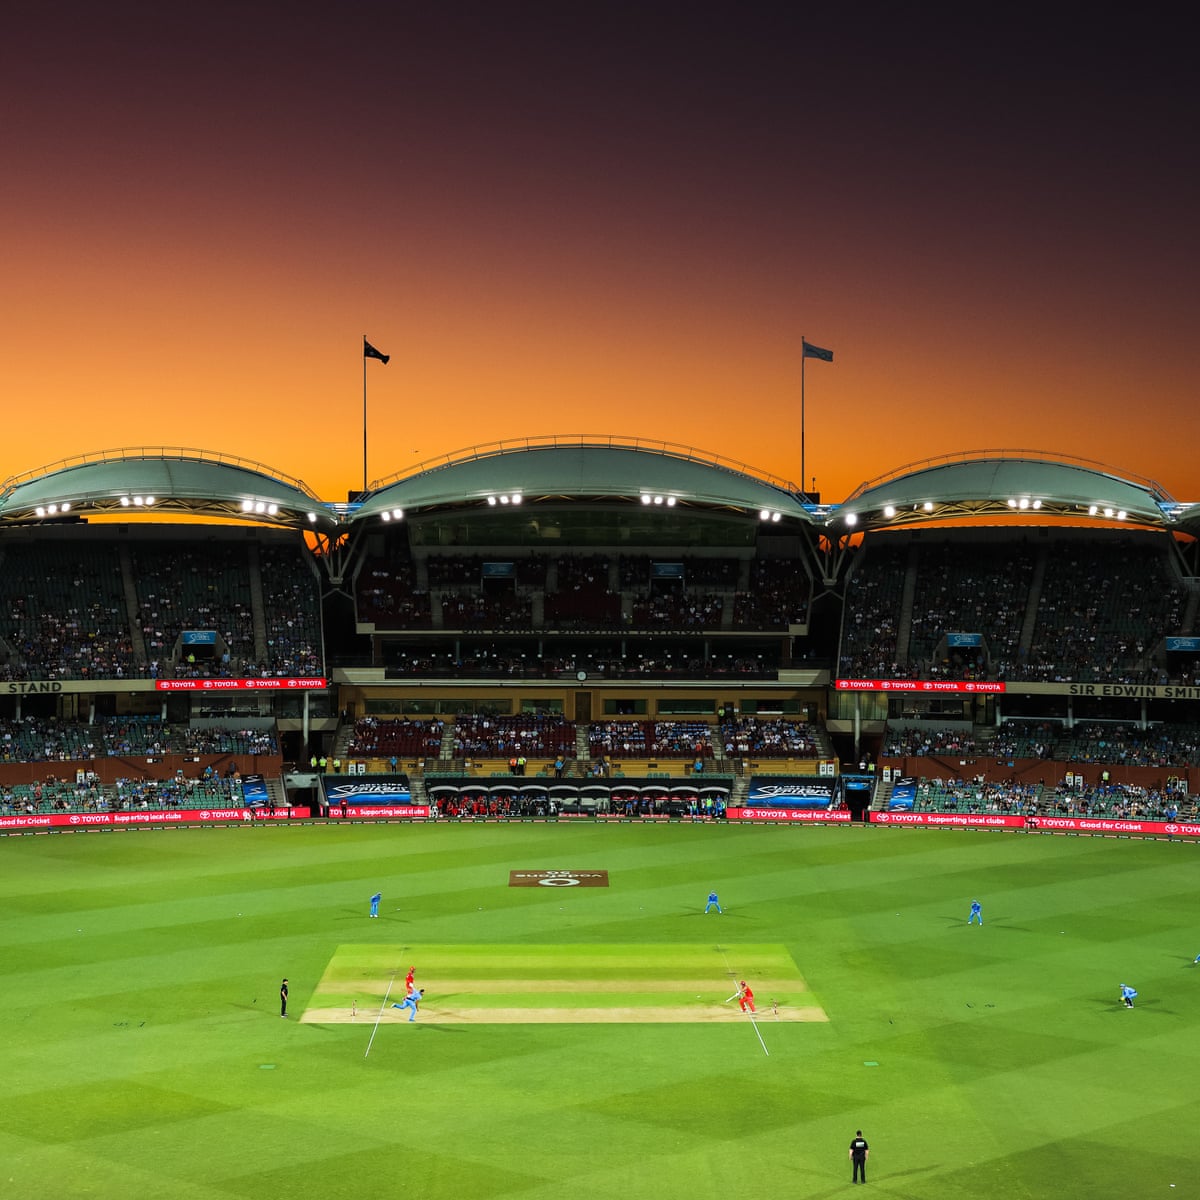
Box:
(2, 439, 1200, 831)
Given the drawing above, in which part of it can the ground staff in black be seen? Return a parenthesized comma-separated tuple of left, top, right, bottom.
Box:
(849, 1131, 869, 1183)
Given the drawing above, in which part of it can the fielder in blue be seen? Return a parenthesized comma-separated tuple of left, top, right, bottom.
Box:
(705, 890, 723, 914)
(392, 988, 424, 1021)
(968, 900, 983, 925)
(369, 892, 382, 918)
(1120, 984, 1137, 1009)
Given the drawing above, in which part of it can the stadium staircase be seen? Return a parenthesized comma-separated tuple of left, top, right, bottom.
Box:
(895, 548, 919, 668)
(247, 543, 268, 663)
(1017, 546, 1049, 656)
(331, 722, 355, 763)
(730, 775, 750, 807)
(266, 775, 288, 810)
(871, 778, 893, 811)
(1181, 587, 1200, 634)
(117, 544, 148, 662)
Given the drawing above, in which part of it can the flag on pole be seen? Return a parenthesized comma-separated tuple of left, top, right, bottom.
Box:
(802, 340, 833, 362)
(364, 338, 390, 364)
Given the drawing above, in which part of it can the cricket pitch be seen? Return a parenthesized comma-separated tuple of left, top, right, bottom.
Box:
(302, 944, 829, 1024)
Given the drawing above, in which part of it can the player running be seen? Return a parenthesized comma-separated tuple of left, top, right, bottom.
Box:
(392, 987, 424, 1021)
(737, 980, 756, 1013)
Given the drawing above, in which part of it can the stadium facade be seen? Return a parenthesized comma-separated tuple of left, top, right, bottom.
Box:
(2, 437, 1200, 808)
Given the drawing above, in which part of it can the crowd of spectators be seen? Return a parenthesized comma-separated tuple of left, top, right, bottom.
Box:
(838, 541, 908, 679)
(837, 534, 1197, 685)
(1, 768, 247, 815)
(0, 715, 277, 762)
(345, 716, 444, 758)
(451, 714, 577, 758)
(906, 542, 1035, 680)
(885, 720, 1200, 769)
(544, 556, 621, 628)
(383, 647, 780, 679)
(0, 544, 138, 681)
(1020, 543, 1186, 684)
(132, 543, 256, 676)
(440, 592, 534, 630)
(628, 593, 723, 629)
(258, 545, 325, 677)
(732, 560, 811, 630)
(356, 553, 433, 628)
(0, 537, 324, 682)
(910, 776, 1042, 814)
(586, 721, 715, 758)
(1045, 779, 1191, 819)
(719, 718, 819, 757)
(883, 726, 985, 758)
(898, 756, 1196, 820)
(358, 549, 804, 634)
(989, 720, 1200, 767)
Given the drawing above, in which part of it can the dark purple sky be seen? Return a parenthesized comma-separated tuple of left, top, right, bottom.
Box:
(3, 5, 1196, 501)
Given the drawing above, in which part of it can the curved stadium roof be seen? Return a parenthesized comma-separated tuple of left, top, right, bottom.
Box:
(830, 450, 1190, 533)
(353, 436, 811, 525)
(0, 448, 334, 529)
(0, 442, 1194, 537)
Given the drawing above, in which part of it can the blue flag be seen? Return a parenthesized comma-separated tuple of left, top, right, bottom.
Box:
(364, 339, 390, 364)
(803, 340, 833, 362)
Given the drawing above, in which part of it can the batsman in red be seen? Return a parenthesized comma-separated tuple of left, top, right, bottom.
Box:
(737, 980, 756, 1013)
(405, 966, 415, 990)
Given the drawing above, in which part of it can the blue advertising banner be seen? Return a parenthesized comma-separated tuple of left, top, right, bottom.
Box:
(746, 777, 836, 808)
(1166, 637, 1200, 652)
(241, 774, 270, 808)
(946, 633, 983, 648)
(324, 776, 413, 805)
(182, 630, 218, 645)
(481, 562, 515, 578)
(888, 778, 917, 811)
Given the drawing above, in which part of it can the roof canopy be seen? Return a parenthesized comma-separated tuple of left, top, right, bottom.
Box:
(353, 436, 810, 526)
(829, 451, 1188, 532)
(0, 449, 335, 529)
(1, 443, 1195, 536)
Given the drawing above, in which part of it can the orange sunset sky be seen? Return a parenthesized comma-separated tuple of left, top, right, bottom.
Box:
(3, 6, 1197, 505)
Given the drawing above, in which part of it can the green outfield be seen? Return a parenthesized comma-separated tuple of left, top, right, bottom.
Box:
(1, 820, 1198, 1199)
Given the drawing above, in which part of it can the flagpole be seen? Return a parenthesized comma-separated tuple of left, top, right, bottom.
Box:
(800, 336, 807, 499)
(362, 334, 368, 495)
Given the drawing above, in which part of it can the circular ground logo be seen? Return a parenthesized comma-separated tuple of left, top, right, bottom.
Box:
(509, 870, 610, 888)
